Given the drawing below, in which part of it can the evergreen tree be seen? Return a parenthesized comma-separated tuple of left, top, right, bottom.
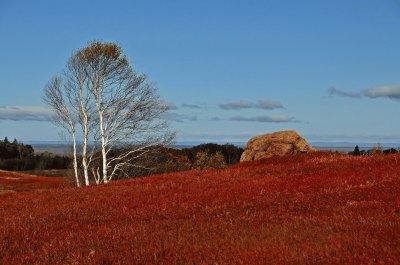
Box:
(353, 145, 361, 156)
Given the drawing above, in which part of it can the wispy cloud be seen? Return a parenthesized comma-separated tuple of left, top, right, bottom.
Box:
(164, 112, 197, 123)
(161, 102, 178, 110)
(0, 106, 53, 121)
(210, 117, 221, 121)
(219, 99, 284, 110)
(179, 131, 254, 142)
(257, 99, 285, 109)
(182, 103, 201, 109)
(328, 85, 400, 101)
(328, 87, 361, 98)
(229, 115, 296, 123)
(363, 85, 400, 100)
(219, 100, 253, 110)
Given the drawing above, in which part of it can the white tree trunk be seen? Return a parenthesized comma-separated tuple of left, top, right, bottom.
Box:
(82, 121, 90, 186)
(99, 112, 108, 183)
(79, 79, 91, 186)
(71, 131, 80, 187)
(101, 140, 108, 183)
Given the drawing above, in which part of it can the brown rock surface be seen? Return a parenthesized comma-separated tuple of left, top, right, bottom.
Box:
(240, 130, 315, 162)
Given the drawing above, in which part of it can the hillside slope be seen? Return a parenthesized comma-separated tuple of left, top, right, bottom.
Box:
(0, 170, 67, 194)
(1, 152, 399, 264)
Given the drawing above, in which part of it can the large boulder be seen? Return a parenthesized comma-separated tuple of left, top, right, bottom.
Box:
(240, 130, 315, 162)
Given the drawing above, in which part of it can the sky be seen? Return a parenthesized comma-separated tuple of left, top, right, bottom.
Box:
(1, 0, 400, 144)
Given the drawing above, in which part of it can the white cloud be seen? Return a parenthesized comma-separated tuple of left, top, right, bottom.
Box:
(182, 103, 201, 109)
(219, 100, 253, 110)
(163, 112, 197, 123)
(210, 117, 221, 121)
(179, 131, 254, 142)
(363, 85, 400, 100)
(229, 115, 296, 123)
(219, 99, 284, 110)
(256, 99, 285, 109)
(328, 87, 361, 98)
(0, 106, 53, 121)
(328, 85, 400, 101)
(161, 102, 178, 110)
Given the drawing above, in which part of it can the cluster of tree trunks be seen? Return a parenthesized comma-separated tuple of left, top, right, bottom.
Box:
(43, 41, 173, 187)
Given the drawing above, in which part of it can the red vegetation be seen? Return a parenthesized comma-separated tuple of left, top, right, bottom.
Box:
(1, 152, 400, 264)
(0, 170, 67, 193)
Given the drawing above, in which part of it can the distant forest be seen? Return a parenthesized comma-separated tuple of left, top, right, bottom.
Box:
(2, 137, 399, 179)
(0, 138, 244, 177)
(0, 137, 70, 171)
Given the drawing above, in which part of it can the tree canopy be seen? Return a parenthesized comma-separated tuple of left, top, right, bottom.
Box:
(43, 41, 174, 186)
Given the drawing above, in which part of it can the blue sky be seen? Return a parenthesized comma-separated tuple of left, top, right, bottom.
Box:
(1, 0, 400, 144)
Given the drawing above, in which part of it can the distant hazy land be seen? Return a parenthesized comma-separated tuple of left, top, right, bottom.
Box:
(25, 141, 400, 155)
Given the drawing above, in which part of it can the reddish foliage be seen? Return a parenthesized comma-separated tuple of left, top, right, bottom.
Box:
(1, 152, 400, 264)
(0, 170, 68, 193)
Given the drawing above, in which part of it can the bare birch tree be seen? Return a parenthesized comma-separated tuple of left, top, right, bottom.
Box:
(64, 52, 97, 186)
(43, 77, 81, 187)
(44, 53, 96, 187)
(43, 41, 174, 186)
(78, 41, 174, 183)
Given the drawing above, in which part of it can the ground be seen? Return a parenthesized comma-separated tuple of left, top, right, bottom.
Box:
(1, 152, 399, 264)
(0, 170, 67, 194)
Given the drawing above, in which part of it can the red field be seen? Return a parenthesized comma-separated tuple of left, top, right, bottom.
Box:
(0, 170, 68, 193)
(1, 152, 399, 264)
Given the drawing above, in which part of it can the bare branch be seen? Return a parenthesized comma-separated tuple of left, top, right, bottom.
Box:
(44, 40, 175, 185)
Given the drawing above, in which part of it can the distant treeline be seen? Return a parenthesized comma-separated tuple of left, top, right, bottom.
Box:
(0, 138, 244, 177)
(349, 145, 398, 156)
(87, 143, 244, 179)
(3, 137, 399, 177)
(0, 137, 70, 171)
